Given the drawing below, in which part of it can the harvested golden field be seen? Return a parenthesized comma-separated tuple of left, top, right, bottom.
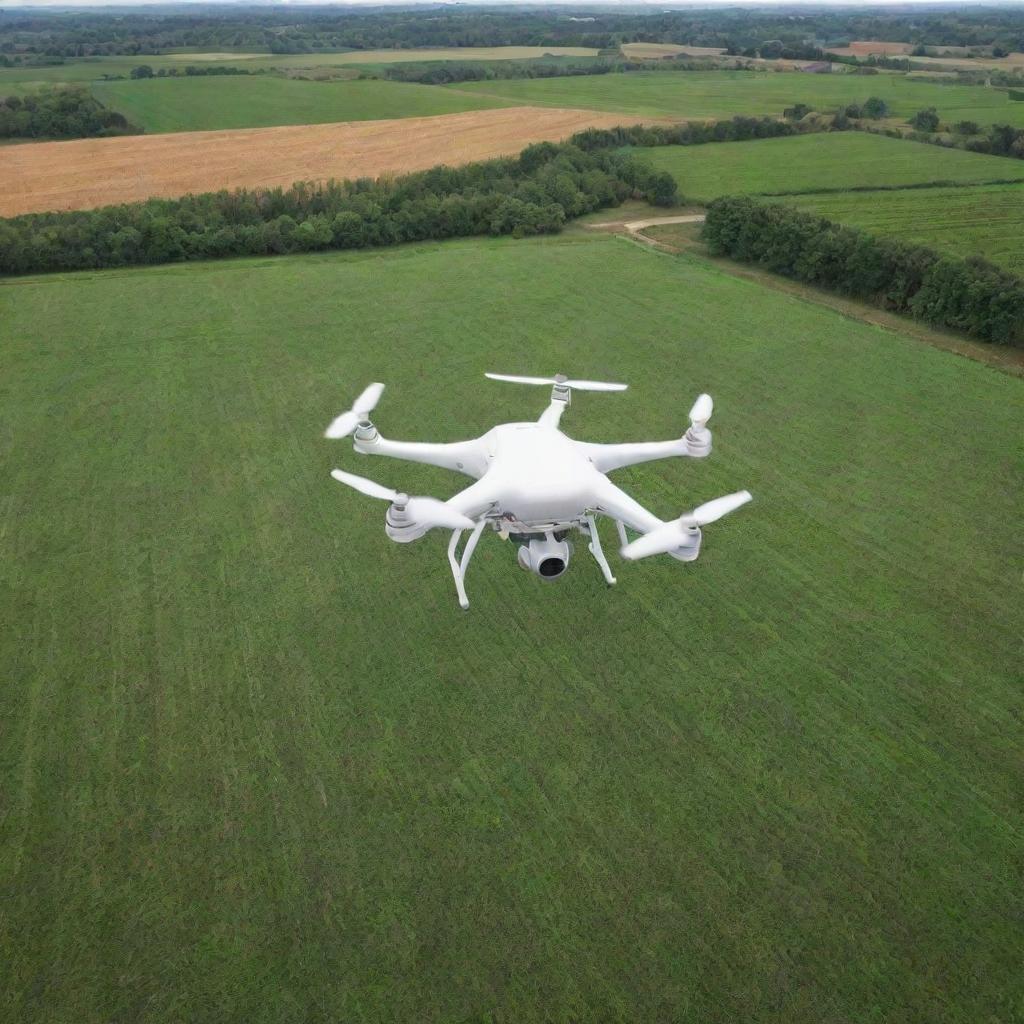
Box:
(328, 46, 600, 63)
(0, 106, 642, 217)
(620, 43, 727, 59)
(829, 41, 916, 57)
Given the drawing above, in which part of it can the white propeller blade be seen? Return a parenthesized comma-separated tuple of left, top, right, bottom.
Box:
(689, 393, 713, 427)
(621, 490, 752, 561)
(330, 469, 474, 531)
(330, 467, 395, 501)
(324, 382, 385, 439)
(485, 372, 627, 393)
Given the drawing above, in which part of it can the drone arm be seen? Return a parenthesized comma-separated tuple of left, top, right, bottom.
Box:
(589, 476, 664, 535)
(579, 438, 691, 474)
(353, 434, 489, 479)
(579, 419, 714, 472)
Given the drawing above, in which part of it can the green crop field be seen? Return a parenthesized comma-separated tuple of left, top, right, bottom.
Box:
(450, 69, 1024, 127)
(0, 48, 600, 91)
(775, 182, 1024, 273)
(91, 76, 510, 133)
(630, 132, 1024, 202)
(3, 233, 1021, 1023)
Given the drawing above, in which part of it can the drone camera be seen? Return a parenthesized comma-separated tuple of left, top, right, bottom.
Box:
(517, 533, 574, 580)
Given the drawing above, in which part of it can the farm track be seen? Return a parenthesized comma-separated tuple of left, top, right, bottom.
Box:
(0, 106, 646, 216)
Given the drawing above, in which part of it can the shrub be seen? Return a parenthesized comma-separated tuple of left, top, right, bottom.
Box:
(909, 108, 940, 132)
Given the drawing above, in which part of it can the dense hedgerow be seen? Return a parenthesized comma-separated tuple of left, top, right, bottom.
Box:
(703, 196, 1024, 346)
(0, 141, 677, 276)
(570, 114, 816, 152)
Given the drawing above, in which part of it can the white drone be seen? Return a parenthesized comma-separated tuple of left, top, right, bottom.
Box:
(325, 374, 752, 609)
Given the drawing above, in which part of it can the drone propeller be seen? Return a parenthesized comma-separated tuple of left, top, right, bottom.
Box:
(689, 393, 713, 428)
(330, 468, 474, 531)
(324, 383, 385, 439)
(621, 490, 752, 561)
(485, 372, 627, 393)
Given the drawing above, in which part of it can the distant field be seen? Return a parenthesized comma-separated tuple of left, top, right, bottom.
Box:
(333, 46, 600, 63)
(3, 232, 1021, 1023)
(629, 133, 1024, 203)
(0, 106, 642, 215)
(0, 47, 601, 88)
(828, 40, 916, 57)
(620, 42, 727, 59)
(450, 69, 1024, 127)
(776, 182, 1024, 273)
(92, 76, 511, 133)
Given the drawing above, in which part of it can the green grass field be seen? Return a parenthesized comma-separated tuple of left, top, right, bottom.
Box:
(0, 48, 600, 91)
(2, 233, 1021, 1022)
(91, 76, 510, 133)
(630, 132, 1024, 202)
(450, 69, 1024, 127)
(773, 182, 1024, 273)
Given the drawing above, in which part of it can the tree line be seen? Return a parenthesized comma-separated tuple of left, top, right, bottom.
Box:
(571, 114, 830, 154)
(0, 141, 677, 277)
(4, 7, 1024, 62)
(0, 86, 137, 140)
(702, 196, 1024, 346)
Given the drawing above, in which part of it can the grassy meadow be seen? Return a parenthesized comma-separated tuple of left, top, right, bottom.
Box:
(2, 233, 1021, 1023)
(91, 76, 510, 133)
(775, 182, 1024, 272)
(450, 69, 1024, 127)
(631, 132, 1024, 202)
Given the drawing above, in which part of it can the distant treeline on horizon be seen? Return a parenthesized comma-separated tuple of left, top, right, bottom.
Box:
(2, 6, 1024, 60)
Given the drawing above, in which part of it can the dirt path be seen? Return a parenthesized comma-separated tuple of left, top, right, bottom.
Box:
(0, 106, 647, 217)
(586, 213, 706, 234)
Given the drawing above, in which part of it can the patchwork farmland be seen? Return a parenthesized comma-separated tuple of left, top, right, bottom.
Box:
(0, 107, 643, 216)
(3, 5, 1024, 1022)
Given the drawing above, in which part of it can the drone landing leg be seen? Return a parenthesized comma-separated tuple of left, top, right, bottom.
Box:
(614, 519, 629, 549)
(585, 515, 617, 586)
(447, 520, 487, 610)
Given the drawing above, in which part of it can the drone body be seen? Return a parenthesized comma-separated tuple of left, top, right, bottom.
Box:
(326, 374, 751, 608)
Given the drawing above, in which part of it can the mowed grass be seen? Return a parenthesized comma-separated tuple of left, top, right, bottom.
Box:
(450, 69, 1024, 127)
(631, 132, 1024, 202)
(91, 76, 510, 133)
(2, 235, 1022, 1023)
(777, 182, 1024, 273)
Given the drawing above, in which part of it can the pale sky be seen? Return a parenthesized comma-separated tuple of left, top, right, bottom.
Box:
(1, 0, 1003, 7)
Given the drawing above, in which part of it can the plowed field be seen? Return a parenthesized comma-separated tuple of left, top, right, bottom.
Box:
(0, 106, 642, 216)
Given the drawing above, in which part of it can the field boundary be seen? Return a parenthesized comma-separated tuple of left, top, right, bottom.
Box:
(630, 221, 1024, 375)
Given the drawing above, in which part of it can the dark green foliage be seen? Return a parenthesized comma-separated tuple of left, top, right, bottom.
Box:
(703, 195, 1024, 345)
(130, 64, 153, 79)
(6, 6, 1024, 63)
(953, 120, 980, 134)
(910, 107, 941, 132)
(1010, 89, 1024, 101)
(0, 141, 675, 276)
(571, 115, 811, 153)
(862, 96, 890, 118)
(0, 86, 137, 140)
(785, 103, 813, 121)
(384, 59, 622, 86)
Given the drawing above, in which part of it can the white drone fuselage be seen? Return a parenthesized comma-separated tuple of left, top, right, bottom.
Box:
(328, 378, 748, 608)
(474, 422, 612, 530)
